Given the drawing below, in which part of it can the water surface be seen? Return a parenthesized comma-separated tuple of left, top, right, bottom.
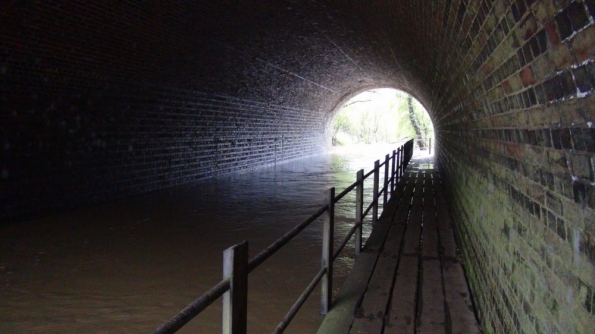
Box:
(0, 143, 404, 333)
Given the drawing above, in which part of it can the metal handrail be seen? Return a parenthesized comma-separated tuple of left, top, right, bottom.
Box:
(334, 179, 359, 203)
(333, 222, 360, 261)
(414, 137, 433, 154)
(153, 139, 414, 334)
(153, 278, 231, 333)
(273, 266, 327, 333)
(363, 200, 374, 218)
(247, 204, 327, 272)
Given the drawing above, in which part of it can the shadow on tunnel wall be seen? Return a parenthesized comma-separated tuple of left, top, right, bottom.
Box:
(1, 1, 595, 332)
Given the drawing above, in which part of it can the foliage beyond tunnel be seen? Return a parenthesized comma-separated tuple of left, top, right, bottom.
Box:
(332, 89, 434, 146)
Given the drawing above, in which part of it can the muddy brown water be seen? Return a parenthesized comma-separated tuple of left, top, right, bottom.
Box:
(0, 144, 407, 333)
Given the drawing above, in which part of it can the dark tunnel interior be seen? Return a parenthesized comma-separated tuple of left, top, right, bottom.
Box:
(1, 0, 595, 332)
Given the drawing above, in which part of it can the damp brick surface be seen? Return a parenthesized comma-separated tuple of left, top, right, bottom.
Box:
(1, 1, 594, 332)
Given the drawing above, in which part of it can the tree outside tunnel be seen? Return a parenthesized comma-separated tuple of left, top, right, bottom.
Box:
(331, 89, 434, 149)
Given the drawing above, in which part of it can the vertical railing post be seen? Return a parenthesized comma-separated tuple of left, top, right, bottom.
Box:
(400, 146, 405, 176)
(391, 150, 396, 193)
(223, 241, 249, 334)
(321, 187, 335, 315)
(429, 138, 432, 155)
(355, 170, 364, 256)
(397, 148, 401, 178)
(383, 154, 389, 207)
(372, 160, 379, 224)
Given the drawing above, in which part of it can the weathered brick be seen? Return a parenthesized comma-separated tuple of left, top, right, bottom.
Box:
(550, 43, 575, 71)
(3, 2, 595, 333)
(573, 66, 594, 93)
(545, 20, 562, 46)
(588, 184, 595, 209)
(569, 153, 592, 180)
(547, 191, 563, 215)
(555, 8, 574, 40)
(571, 25, 595, 62)
(584, 128, 595, 152)
(567, 1, 590, 31)
(521, 66, 537, 86)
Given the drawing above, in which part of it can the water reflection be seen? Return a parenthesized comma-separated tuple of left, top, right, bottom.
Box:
(0, 143, 404, 334)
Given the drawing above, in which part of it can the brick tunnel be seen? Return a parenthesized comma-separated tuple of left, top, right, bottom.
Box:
(1, 1, 595, 332)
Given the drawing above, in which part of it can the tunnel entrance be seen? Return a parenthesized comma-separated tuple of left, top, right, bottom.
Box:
(331, 89, 434, 153)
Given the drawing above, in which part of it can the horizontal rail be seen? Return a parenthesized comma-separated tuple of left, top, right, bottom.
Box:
(153, 278, 231, 334)
(333, 222, 360, 261)
(153, 138, 415, 334)
(363, 200, 374, 218)
(273, 267, 327, 334)
(248, 204, 328, 272)
(334, 180, 359, 203)
(414, 137, 433, 154)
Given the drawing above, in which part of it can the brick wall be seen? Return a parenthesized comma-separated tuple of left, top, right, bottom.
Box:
(0, 2, 340, 221)
(435, 0, 595, 332)
(1, 1, 594, 332)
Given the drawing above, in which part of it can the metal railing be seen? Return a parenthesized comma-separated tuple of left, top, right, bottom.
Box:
(153, 139, 414, 334)
(415, 137, 433, 154)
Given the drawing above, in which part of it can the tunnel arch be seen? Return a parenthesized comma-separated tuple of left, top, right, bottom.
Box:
(328, 85, 434, 120)
(328, 87, 436, 147)
(2, 1, 595, 332)
(325, 84, 436, 142)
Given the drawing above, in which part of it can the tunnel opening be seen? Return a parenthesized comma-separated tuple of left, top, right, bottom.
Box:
(330, 88, 435, 154)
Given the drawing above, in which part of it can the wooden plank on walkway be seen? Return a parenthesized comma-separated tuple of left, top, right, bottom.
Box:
(418, 171, 446, 334)
(349, 176, 413, 333)
(384, 173, 422, 333)
(391, 176, 409, 198)
(422, 208, 438, 258)
(418, 203, 445, 334)
(365, 177, 413, 252)
(350, 223, 406, 332)
(362, 220, 392, 254)
(418, 259, 445, 334)
(394, 182, 414, 225)
(414, 175, 424, 199)
(443, 259, 480, 334)
(318, 160, 479, 334)
(316, 250, 378, 334)
(384, 255, 419, 333)
(436, 193, 457, 259)
(317, 182, 412, 334)
(434, 174, 480, 334)
(394, 200, 412, 225)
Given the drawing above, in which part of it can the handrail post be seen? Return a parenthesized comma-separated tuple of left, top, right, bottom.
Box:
(429, 138, 432, 155)
(223, 241, 249, 334)
(372, 160, 379, 224)
(391, 150, 396, 193)
(397, 148, 401, 178)
(400, 146, 405, 176)
(383, 154, 389, 207)
(355, 170, 364, 256)
(321, 187, 335, 315)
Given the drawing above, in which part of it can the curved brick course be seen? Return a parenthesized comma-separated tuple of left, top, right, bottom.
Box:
(1, 1, 594, 332)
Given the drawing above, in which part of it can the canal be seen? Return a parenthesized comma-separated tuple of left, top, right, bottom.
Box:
(0, 143, 404, 333)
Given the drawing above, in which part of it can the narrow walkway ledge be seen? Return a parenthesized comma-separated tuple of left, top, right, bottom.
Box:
(317, 157, 480, 334)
